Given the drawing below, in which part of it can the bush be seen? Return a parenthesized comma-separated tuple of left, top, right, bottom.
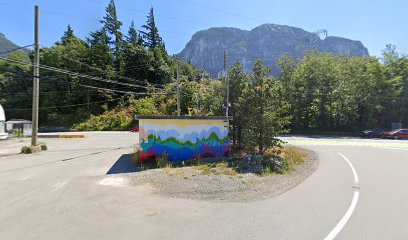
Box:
(155, 152, 170, 168)
(40, 144, 47, 151)
(260, 156, 291, 175)
(21, 146, 31, 154)
(73, 108, 133, 131)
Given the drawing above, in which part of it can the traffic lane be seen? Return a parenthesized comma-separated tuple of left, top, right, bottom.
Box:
(336, 146, 408, 240)
(100, 145, 357, 240)
(0, 132, 138, 174)
(281, 136, 408, 149)
(0, 144, 356, 240)
(0, 145, 134, 240)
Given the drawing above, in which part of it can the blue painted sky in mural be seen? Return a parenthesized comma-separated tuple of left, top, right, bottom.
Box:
(146, 125, 228, 144)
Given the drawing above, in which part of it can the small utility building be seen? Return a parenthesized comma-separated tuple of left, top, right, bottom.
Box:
(6, 119, 32, 137)
(0, 104, 8, 139)
(136, 116, 230, 162)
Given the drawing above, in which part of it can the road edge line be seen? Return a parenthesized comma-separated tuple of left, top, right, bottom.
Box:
(337, 152, 359, 184)
(323, 191, 360, 240)
(323, 153, 360, 240)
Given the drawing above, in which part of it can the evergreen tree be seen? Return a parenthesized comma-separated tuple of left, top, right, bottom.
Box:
(140, 7, 164, 49)
(241, 61, 289, 154)
(58, 25, 75, 46)
(227, 61, 246, 149)
(126, 21, 143, 46)
(87, 28, 113, 69)
(100, 0, 123, 70)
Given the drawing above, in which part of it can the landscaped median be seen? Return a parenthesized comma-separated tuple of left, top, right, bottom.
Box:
(128, 146, 318, 202)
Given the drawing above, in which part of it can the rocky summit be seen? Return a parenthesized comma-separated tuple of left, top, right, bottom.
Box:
(179, 24, 369, 77)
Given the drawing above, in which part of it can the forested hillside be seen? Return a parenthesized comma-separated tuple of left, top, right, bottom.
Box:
(0, 33, 29, 56)
(0, 1, 207, 128)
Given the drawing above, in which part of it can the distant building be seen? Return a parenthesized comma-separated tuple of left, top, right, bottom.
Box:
(6, 119, 32, 137)
(0, 104, 8, 139)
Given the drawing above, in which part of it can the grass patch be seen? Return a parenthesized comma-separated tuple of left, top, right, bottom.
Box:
(133, 147, 308, 177)
(192, 162, 239, 176)
(280, 147, 308, 165)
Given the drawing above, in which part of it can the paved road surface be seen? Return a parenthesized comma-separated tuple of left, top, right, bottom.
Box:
(0, 133, 407, 239)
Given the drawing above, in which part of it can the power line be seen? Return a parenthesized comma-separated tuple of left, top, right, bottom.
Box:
(0, 55, 165, 91)
(40, 46, 167, 88)
(0, 44, 34, 55)
(173, 0, 267, 24)
(0, 67, 175, 97)
(5, 97, 123, 111)
(85, 0, 211, 28)
(0, 90, 98, 97)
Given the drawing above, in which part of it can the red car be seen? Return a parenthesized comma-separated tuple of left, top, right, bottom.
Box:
(130, 127, 139, 132)
(381, 129, 408, 139)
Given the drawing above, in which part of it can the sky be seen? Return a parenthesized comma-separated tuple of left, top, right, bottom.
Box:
(0, 0, 407, 57)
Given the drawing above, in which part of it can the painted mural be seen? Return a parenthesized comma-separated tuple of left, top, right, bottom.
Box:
(138, 118, 229, 162)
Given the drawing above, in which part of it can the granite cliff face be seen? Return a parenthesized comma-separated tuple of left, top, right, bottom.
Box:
(179, 24, 369, 76)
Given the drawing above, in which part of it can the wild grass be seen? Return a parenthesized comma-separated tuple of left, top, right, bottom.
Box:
(133, 147, 309, 177)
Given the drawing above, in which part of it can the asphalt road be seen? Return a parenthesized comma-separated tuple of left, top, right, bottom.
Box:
(0, 133, 408, 240)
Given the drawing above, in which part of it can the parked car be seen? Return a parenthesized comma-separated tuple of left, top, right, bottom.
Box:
(381, 129, 408, 139)
(360, 128, 385, 138)
(130, 127, 139, 132)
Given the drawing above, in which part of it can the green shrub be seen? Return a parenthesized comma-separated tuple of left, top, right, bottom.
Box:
(40, 144, 47, 151)
(21, 146, 31, 154)
(73, 108, 133, 131)
(130, 97, 158, 116)
(260, 156, 291, 175)
(156, 152, 170, 168)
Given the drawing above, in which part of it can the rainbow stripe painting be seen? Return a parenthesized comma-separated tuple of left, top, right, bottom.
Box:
(137, 116, 230, 162)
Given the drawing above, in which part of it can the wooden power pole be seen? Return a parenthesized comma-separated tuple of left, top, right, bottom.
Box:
(31, 5, 40, 147)
(176, 60, 181, 116)
(224, 50, 229, 119)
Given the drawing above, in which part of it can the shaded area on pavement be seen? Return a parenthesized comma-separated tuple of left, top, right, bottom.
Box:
(107, 154, 139, 175)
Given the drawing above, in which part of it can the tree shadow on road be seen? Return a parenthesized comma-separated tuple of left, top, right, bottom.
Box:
(106, 154, 139, 175)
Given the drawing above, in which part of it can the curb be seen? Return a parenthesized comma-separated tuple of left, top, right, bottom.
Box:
(38, 134, 85, 139)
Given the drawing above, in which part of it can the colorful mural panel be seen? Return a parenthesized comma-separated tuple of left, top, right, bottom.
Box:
(138, 117, 230, 162)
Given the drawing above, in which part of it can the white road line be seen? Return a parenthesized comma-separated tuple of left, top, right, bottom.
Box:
(323, 153, 361, 240)
(49, 181, 68, 193)
(338, 153, 359, 184)
(323, 191, 360, 240)
(376, 147, 408, 151)
(6, 190, 38, 205)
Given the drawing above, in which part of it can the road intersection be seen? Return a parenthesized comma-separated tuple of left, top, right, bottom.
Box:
(0, 133, 407, 239)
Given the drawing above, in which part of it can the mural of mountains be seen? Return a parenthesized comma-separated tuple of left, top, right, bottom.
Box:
(179, 24, 369, 77)
(0, 33, 28, 56)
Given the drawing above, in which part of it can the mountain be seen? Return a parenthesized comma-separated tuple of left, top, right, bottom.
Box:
(0, 33, 29, 56)
(179, 24, 369, 77)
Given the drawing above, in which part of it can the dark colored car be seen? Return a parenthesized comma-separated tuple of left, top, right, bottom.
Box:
(381, 129, 408, 139)
(130, 127, 139, 132)
(360, 128, 385, 138)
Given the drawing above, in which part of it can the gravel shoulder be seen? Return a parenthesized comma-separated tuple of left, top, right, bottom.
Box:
(128, 148, 319, 202)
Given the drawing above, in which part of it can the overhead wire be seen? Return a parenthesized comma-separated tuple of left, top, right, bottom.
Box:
(0, 55, 166, 91)
(0, 44, 34, 55)
(0, 66, 176, 97)
(40, 45, 168, 88)
(6, 98, 123, 111)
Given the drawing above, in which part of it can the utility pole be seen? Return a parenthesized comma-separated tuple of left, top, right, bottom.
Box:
(176, 59, 181, 116)
(31, 5, 40, 147)
(197, 72, 204, 112)
(224, 50, 229, 119)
